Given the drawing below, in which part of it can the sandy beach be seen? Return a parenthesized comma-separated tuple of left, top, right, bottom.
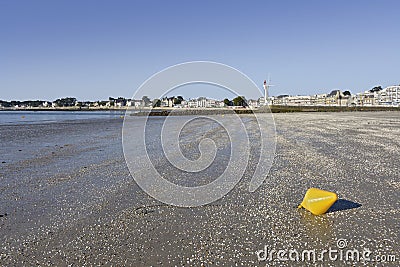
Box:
(0, 112, 399, 266)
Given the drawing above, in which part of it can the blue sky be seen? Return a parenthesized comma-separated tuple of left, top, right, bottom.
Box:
(1, 0, 399, 101)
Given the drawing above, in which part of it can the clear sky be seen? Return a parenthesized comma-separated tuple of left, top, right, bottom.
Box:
(1, 0, 399, 101)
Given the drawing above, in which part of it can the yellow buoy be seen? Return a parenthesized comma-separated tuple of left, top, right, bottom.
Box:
(298, 188, 338, 215)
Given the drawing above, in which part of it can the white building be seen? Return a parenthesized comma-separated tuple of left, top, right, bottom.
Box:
(181, 97, 220, 108)
(160, 97, 174, 107)
(247, 99, 259, 107)
(377, 85, 400, 106)
(41, 101, 51, 107)
(356, 86, 400, 106)
(271, 90, 354, 106)
(126, 99, 144, 107)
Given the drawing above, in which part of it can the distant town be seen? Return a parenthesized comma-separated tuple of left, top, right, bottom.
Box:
(1, 84, 400, 110)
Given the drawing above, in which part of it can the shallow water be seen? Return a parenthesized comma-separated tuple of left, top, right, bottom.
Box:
(0, 110, 125, 125)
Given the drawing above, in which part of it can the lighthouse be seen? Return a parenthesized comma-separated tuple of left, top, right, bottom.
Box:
(263, 80, 269, 105)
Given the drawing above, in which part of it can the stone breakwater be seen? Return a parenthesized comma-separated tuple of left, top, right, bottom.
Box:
(131, 106, 400, 116)
(130, 108, 256, 116)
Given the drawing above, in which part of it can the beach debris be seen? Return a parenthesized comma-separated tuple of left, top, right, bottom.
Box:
(298, 188, 338, 215)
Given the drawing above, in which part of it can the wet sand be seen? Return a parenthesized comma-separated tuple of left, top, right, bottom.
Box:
(0, 112, 399, 266)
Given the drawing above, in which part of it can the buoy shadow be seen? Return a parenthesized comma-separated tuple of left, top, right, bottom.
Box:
(327, 199, 362, 213)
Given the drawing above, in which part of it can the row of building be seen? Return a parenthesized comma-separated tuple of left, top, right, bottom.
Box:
(85, 85, 400, 109)
(1, 85, 399, 109)
(266, 85, 400, 107)
(174, 85, 400, 108)
(167, 85, 399, 108)
(356, 85, 400, 106)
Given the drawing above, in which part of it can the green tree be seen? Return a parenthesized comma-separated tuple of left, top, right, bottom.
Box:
(174, 96, 184, 105)
(343, 90, 351, 96)
(54, 97, 77, 107)
(223, 98, 231, 106)
(232, 96, 247, 106)
(370, 86, 382, 92)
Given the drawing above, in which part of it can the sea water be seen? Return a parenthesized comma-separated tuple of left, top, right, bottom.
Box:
(0, 110, 125, 125)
